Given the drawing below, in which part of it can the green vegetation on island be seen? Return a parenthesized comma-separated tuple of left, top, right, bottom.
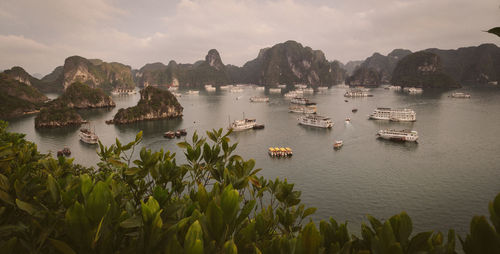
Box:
(0, 73, 48, 119)
(0, 122, 499, 253)
(111, 86, 182, 124)
(391, 51, 461, 89)
(53, 82, 115, 108)
(34, 105, 85, 128)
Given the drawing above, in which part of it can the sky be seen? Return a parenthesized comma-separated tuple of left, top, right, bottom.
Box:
(0, 0, 499, 75)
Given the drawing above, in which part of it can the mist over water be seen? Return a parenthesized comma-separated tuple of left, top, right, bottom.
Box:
(7, 86, 500, 236)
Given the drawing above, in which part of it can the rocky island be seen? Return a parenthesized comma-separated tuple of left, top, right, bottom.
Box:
(34, 106, 85, 128)
(110, 86, 182, 124)
(391, 51, 461, 89)
(0, 72, 48, 119)
(34, 82, 115, 128)
(53, 82, 115, 108)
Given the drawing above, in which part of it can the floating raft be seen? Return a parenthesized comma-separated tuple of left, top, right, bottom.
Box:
(268, 147, 293, 158)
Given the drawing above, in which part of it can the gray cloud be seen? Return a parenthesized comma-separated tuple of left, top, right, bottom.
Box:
(0, 0, 499, 75)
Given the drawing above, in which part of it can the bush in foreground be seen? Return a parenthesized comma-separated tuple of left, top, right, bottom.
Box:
(0, 121, 499, 253)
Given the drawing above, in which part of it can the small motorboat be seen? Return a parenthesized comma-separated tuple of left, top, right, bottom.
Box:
(344, 100, 348, 102)
(352, 108, 358, 113)
(57, 146, 71, 157)
(175, 130, 181, 138)
(345, 118, 351, 123)
(164, 131, 175, 139)
(333, 140, 343, 150)
(179, 129, 187, 136)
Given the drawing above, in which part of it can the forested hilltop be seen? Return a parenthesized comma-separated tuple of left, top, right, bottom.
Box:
(0, 122, 499, 253)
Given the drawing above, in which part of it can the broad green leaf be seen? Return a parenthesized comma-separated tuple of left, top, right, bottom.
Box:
(221, 185, 240, 224)
(185, 220, 204, 254)
(408, 231, 432, 253)
(47, 174, 60, 203)
(300, 222, 321, 253)
(120, 216, 142, 228)
(86, 181, 112, 223)
(15, 199, 37, 216)
(223, 240, 238, 254)
(486, 27, 500, 37)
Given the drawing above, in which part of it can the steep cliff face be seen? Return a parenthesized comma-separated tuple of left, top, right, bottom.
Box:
(2, 66, 37, 86)
(53, 82, 115, 109)
(0, 73, 48, 119)
(425, 44, 500, 84)
(349, 49, 412, 85)
(61, 56, 135, 91)
(231, 41, 345, 87)
(39, 66, 64, 92)
(391, 51, 460, 89)
(111, 86, 183, 124)
(343, 60, 363, 76)
(346, 66, 382, 87)
(136, 50, 230, 88)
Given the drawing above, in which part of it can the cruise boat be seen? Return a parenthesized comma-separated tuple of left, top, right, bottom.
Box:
(249, 96, 269, 102)
(79, 126, 98, 144)
(168, 86, 179, 91)
(295, 84, 307, 89)
(376, 129, 419, 142)
(230, 87, 243, 93)
(369, 108, 416, 122)
(388, 85, 402, 90)
(303, 88, 314, 94)
(220, 85, 233, 90)
(277, 84, 287, 88)
(284, 91, 298, 98)
(187, 90, 199, 95)
(205, 85, 216, 92)
(344, 90, 373, 97)
(450, 92, 471, 98)
(291, 97, 316, 105)
(172, 92, 181, 97)
(256, 86, 265, 91)
(406, 87, 423, 94)
(228, 118, 257, 131)
(297, 114, 333, 128)
(269, 88, 281, 94)
(289, 105, 317, 114)
(317, 86, 328, 91)
(111, 88, 136, 95)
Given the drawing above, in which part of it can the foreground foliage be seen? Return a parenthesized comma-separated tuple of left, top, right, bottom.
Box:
(0, 121, 499, 253)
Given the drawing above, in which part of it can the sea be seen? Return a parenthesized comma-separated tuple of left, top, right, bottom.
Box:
(7, 85, 500, 237)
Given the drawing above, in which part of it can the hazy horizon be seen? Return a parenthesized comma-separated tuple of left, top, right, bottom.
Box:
(1, 0, 499, 75)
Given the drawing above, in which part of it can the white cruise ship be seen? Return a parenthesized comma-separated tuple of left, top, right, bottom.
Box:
(249, 96, 269, 102)
(297, 114, 333, 128)
(204, 85, 216, 92)
(369, 108, 416, 122)
(255, 86, 265, 91)
(284, 91, 299, 98)
(405, 87, 423, 94)
(187, 90, 199, 95)
(228, 118, 257, 131)
(269, 88, 281, 94)
(79, 127, 98, 144)
(289, 105, 317, 114)
(377, 129, 418, 142)
(451, 92, 471, 98)
(277, 84, 287, 88)
(302, 87, 314, 94)
(344, 90, 373, 97)
(317, 86, 328, 91)
(291, 97, 316, 105)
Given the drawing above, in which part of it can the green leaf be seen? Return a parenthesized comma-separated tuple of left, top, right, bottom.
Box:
(486, 27, 500, 37)
(408, 231, 432, 253)
(236, 200, 256, 226)
(135, 131, 143, 142)
(205, 201, 224, 238)
(15, 199, 37, 216)
(0, 190, 14, 205)
(185, 220, 204, 254)
(303, 207, 317, 218)
(85, 181, 112, 223)
(47, 174, 60, 203)
(221, 185, 240, 224)
(120, 216, 142, 228)
(0, 173, 9, 191)
(48, 238, 77, 254)
(223, 239, 238, 254)
(300, 222, 321, 253)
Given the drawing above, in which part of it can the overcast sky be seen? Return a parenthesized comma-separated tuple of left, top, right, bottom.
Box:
(1, 0, 499, 75)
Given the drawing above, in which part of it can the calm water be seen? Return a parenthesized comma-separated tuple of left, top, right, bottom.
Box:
(7, 86, 500, 237)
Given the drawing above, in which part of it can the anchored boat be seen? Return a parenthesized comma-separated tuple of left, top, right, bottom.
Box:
(333, 140, 343, 150)
(79, 126, 98, 145)
(376, 129, 418, 142)
(268, 147, 293, 157)
(369, 108, 416, 122)
(297, 114, 333, 128)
